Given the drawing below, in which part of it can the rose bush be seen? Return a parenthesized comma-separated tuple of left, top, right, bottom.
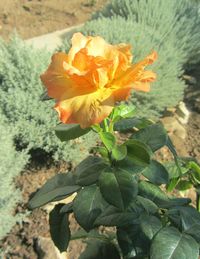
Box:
(29, 33, 200, 259)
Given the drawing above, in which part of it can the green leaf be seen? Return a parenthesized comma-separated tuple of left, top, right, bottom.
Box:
(79, 240, 120, 259)
(91, 124, 102, 133)
(125, 139, 151, 166)
(112, 144, 127, 161)
(73, 185, 107, 231)
(168, 197, 191, 207)
(142, 160, 169, 185)
(166, 137, 178, 158)
(117, 214, 162, 258)
(168, 206, 200, 243)
(74, 156, 108, 186)
(28, 173, 80, 209)
(71, 229, 108, 241)
(94, 205, 139, 227)
(131, 122, 168, 152)
(55, 123, 90, 141)
(150, 227, 199, 259)
(49, 204, 71, 252)
(117, 227, 135, 258)
(136, 196, 158, 214)
(140, 214, 162, 240)
(95, 196, 158, 228)
(110, 104, 136, 122)
(99, 132, 116, 151)
(176, 180, 192, 191)
(165, 160, 189, 191)
(99, 169, 138, 210)
(118, 104, 136, 118)
(167, 177, 180, 192)
(93, 146, 109, 160)
(166, 137, 182, 176)
(138, 181, 190, 208)
(138, 181, 168, 207)
(190, 161, 200, 184)
(164, 162, 189, 179)
(114, 117, 151, 132)
(59, 202, 73, 214)
(115, 158, 144, 174)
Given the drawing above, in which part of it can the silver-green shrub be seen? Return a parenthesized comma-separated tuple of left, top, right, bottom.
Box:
(0, 112, 28, 241)
(93, 0, 200, 65)
(0, 35, 97, 162)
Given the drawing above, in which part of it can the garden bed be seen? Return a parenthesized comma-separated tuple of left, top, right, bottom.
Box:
(0, 0, 200, 258)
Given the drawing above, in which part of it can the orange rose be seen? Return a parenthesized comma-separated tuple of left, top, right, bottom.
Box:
(41, 33, 157, 128)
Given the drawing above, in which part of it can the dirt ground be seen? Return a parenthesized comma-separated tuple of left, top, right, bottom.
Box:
(0, 0, 107, 40)
(0, 161, 86, 259)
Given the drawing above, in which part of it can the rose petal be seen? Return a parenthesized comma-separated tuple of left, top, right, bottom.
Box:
(113, 51, 157, 91)
(68, 33, 89, 63)
(55, 89, 114, 128)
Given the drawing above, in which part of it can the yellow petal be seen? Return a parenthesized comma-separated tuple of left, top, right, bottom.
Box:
(55, 89, 114, 128)
(41, 52, 96, 101)
(85, 35, 109, 57)
(113, 51, 157, 92)
(68, 33, 89, 63)
(40, 52, 73, 100)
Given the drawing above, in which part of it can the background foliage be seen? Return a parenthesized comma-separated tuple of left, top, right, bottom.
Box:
(0, 112, 28, 242)
(62, 0, 200, 118)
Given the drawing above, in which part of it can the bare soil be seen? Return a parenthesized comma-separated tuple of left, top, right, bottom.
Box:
(0, 0, 107, 40)
(0, 161, 85, 259)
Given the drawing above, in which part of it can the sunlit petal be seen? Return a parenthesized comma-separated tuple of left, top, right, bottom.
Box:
(55, 89, 114, 128)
